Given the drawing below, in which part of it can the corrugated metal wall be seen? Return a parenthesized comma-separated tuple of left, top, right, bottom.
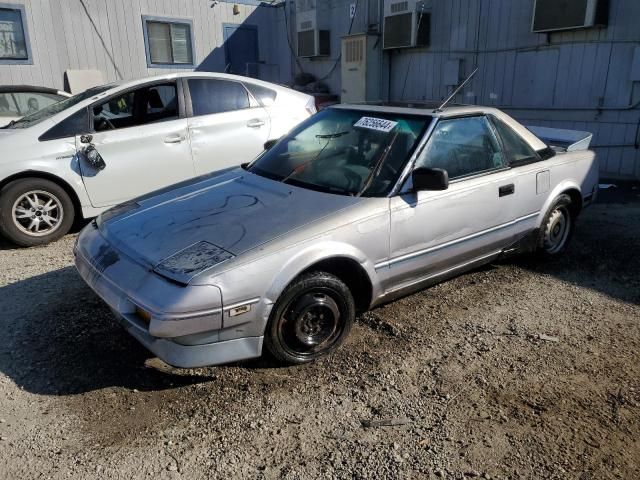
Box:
(0, 0, 287, 87)
(288, 0, 640, 180)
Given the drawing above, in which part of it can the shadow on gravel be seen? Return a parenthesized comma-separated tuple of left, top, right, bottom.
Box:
(515, 184, 640, 306)
(0, 266, 213, 396)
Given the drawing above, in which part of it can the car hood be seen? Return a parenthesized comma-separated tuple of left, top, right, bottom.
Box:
(0, 128, 19, 138)
(99, 169, 362, 283)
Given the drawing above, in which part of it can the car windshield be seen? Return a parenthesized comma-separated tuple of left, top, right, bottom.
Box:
(3, 84, 114, 129)
(248, 108, 430, 197)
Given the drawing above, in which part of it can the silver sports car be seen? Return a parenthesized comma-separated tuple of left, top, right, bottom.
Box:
(74, 103, 599, 367)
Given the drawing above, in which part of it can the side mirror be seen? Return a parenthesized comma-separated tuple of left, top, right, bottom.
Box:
(412, 167, 449, 191)
(264, 138, 278, 151)
(83, 145, 106, 171)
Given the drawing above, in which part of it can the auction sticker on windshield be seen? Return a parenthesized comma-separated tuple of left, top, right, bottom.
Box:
(354, 117, 398, 133)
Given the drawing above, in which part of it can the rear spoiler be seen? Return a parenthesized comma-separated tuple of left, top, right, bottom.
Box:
(526, 126, 593, 151)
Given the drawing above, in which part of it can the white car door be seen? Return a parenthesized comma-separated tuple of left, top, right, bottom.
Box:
(384, 116, 520, 292)
(78, 81, 195, 208)
(185, 78, 271, 175)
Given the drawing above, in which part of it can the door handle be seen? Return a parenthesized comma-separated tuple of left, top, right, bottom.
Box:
(164, 134, 186, 144)
(499, 184, 515, 197)
(246, 119, 265, 128)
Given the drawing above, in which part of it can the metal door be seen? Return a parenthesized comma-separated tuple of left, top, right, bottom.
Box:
(223, 24, 259, 75)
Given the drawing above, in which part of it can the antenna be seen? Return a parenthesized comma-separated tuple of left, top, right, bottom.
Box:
(434, 67, 479, 113)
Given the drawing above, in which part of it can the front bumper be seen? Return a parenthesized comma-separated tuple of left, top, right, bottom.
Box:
(74, 223, 263, 368)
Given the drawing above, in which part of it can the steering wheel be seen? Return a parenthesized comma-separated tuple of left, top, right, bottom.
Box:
(95, 116, 115, 131)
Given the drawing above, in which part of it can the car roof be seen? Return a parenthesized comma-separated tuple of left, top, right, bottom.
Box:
(331, 102, 548, 151)
(332, 101, 502, 118)
(0, 84, 70, 96)
(104, 72, 293, 93)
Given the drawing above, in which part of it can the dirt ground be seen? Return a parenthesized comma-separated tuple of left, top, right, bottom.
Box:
(0, 187, 639, 480)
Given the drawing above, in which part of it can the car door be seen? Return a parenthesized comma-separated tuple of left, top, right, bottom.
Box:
(185, 77, 271, 175)
(489, 115, 551, 238)
(384, 115, 520, 293)
(77, 80, 195, 208)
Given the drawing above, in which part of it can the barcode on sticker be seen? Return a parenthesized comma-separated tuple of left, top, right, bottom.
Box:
(354, 117, 398, 133)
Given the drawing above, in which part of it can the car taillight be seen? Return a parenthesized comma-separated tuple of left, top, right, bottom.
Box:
(305, 97, 317, 116)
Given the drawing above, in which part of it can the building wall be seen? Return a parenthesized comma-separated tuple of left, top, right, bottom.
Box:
(287, 0, 640, 180)
(0, 0, 287, 88)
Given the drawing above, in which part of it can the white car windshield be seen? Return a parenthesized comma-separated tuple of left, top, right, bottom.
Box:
(248, 108, 430, 197)
(3, 85, 113, 129)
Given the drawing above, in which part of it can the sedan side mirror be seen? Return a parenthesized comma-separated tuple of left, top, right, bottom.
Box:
(412, 167, 449, 191)
(264, 138, 278, 151)
(83, 144, 106, 171)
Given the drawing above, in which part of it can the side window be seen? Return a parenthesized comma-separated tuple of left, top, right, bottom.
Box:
(0, 93, 19, 117)
(92, 82, 178, 132)
(188, 79, 250, 116)
(416, 116, 505, 179)
(13, 92, 63, 116)
(145, 84, 178, 121)
(243, 83, 277, 106)
(490, 116, 538, 166)
(39, 108, 89, 141)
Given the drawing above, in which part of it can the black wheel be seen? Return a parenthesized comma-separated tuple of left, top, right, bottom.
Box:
(0, 178, 75, 247)
(265, 272, 355, 364)
(537, 194, 574, 256)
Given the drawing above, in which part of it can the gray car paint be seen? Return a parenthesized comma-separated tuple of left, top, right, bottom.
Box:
(75, 104, 599, 368)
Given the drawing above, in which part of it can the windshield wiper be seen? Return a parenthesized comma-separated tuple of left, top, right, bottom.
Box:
(280, 138, 332, 184)
(2, 120, 17, 129)
(315, 131, 349, 139)
(285, 177, 354, 196)
(358, 130, 400, 196)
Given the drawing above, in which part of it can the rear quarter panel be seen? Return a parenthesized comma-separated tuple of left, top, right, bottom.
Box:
(511, 149, 598, 238)
(536, 149, 599, 225)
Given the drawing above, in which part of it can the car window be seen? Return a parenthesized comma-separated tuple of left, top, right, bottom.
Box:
(11, 92, 64, 116)
(39, 108, 89, 141)
(243, 83, 277, 106)
(248, 108, 429, 197)
(416, 116, 505, 179)
(3, 84, 113, 129)
(92, 82, 178, 132)
(490, 115, 538, 165)
(188, 79, 250, 116)
(0, 93, 20, 117)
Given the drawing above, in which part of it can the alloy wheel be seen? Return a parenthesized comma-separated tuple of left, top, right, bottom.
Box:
(11, 190, 64, 237)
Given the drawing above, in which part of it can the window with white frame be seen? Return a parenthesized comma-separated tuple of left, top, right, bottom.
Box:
(0, 4, 29, 61)
(143, 17, 194, 66)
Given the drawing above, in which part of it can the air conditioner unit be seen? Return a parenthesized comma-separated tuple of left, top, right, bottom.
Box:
(296, 0, 331, 57)
(531, 0, 609, 33)
(383, 0, 430, 50)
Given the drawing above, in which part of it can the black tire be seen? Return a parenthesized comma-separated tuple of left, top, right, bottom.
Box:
(264, 272, 355, 365)
(537, 193, 574, 257)
(0, 178, 75, 247)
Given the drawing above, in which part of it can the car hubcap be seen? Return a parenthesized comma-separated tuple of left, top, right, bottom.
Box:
(12, 190, 64, 237)
(544, 206, 570, 254)
(280, 290, 342, 356)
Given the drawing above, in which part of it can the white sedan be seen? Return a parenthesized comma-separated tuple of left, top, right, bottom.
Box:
(0, 73, 316, 246)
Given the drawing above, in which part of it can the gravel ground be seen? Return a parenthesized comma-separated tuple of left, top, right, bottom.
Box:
(0, 189, 639, 480)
